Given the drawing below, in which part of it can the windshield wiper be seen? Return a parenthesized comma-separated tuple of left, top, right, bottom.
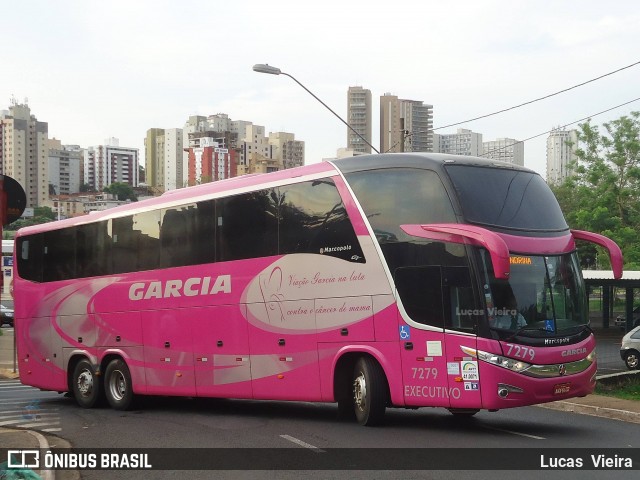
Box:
(504, 325, 549, 341)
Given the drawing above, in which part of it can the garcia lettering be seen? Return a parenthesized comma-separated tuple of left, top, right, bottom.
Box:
(129, 275, 231, 300)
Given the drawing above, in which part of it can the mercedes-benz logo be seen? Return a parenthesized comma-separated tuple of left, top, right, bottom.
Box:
(558, 364, 566, 376)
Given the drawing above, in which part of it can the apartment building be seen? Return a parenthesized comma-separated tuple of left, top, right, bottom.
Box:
(482, 138, 524, 166)
(347, 86, 372, 154)
(48, 139, 83, 195)
(380, 94, 433, 153)
(0, 100, 48, 207)
(84, 138, 139, 191)
(546, 128, 578, 185)
(145, 128, 183, 193)
(433, 128, 483, 156)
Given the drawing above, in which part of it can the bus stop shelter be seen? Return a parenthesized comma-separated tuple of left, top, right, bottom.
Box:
(582, 270, 640, 331)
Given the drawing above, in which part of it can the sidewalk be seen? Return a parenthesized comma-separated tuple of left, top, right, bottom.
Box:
(0, 427, 80, 480)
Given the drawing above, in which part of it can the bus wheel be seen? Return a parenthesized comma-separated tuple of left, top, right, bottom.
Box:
(104, 358, 135, 410)
(448, 408, 479, 417)
(352, 357, 387, 426)
(72, 359, 101, 408)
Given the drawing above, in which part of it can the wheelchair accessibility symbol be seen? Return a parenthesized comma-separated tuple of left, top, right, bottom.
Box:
(399, 325, 411, 340)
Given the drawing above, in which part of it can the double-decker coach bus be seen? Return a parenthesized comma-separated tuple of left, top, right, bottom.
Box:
(13, 153, 622, 426)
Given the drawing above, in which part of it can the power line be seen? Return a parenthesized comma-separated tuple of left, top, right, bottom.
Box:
(433, 60, 640, 132)
(479, 96, 640, 158)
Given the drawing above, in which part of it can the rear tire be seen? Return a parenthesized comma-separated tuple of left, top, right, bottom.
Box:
(624, 350, 639, 370)
(352, 357, 387, 426)
(104, 358, 135, 410)
(72, 359, 101, 408)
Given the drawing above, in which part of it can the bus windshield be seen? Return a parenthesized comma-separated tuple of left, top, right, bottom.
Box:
(480, 251, 588, 336)
(445, 164, 568, 232)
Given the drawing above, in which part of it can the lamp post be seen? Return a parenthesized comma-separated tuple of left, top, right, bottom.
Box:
(252, 64, 379, 154)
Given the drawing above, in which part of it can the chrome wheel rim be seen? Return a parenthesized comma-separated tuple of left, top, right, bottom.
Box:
(108, 369, 127, 401)
(77, 369, 93, 397)
(353, 373, 367, 412)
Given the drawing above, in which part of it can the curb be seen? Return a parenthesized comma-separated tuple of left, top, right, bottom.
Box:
(0, 368, 19, 380)
(536, 400, 640, 424)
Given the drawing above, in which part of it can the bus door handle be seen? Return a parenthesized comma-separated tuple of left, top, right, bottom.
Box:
(404, 342, 413, 350)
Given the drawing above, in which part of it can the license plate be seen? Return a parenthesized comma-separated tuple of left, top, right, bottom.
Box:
(553, 383, 571, 395)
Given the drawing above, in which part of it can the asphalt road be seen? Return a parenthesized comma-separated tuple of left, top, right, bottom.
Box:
(1, 379, 639, 480)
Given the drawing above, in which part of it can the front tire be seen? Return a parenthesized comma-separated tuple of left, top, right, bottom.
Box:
(72, 359, 101, 408)
(104, 358, 135, 410)
(352, 357, 387, 426)
(624, 350, 639, 370)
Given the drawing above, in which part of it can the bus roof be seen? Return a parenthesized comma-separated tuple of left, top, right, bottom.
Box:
(15, 153, 535, 238)
(332, 152, 536, 175)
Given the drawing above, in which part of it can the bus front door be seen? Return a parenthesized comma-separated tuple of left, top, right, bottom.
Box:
(396, 266, 452, 408)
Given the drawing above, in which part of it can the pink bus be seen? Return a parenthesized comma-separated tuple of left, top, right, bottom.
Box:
(13, 153, 623, 426)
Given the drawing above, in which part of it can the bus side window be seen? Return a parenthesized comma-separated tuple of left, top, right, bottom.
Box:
(278, 179, 364, 262)
(395, 266, 445, 329)
(17, 235, 43, 283)
(160, 208, 191, 268)
(43, 228, 76, 282)
(442, 266, 477, 332)
(217, 190, 278, 262)
(76, 221, 111, 278)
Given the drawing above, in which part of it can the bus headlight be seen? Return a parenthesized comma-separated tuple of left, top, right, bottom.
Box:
(461, 345, 532, 373)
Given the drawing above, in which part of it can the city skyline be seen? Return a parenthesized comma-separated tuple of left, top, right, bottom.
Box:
(2, 1, 640, 178)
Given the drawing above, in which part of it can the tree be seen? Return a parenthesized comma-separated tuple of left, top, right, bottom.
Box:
(103, 182, 138, 202)
(552, 111, 640, 269)
(4, 206, 56, 231)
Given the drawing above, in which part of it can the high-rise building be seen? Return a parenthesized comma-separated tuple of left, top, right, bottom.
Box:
(0, 100, 48, 207)
(84, 138, 139, 191)
(380, 94, 433, 153)
(144, 128, 183, 193)
(433, 128, 483, 156)
(347, 86, 372, 154)
(546, 128, 578, 185)
(269, 132, 305, 169)
(482, 138, 524, 166)
(48, 139, 83, 195)
(186, 136, 237, 185)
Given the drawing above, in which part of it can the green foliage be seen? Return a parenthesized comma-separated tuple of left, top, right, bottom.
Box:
(551, 111, 640, 269)
(4, 206, 57, 231)
(103, 182, 137, 202)
(595, 373, 640, 401)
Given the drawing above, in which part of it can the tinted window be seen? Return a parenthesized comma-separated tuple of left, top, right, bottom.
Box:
(43, 228, 76, 282)
(217, 189, 278, 262)
(160, 200, 216, 268)
(346, 168, 477, 332)
(17, 236, 43, 283)
(16, 178, 361, 283)
(345, 168, 456, 243)
(112, 211, 160, 273)
(445, 165, 568, 231)
(279, 179, 364, 262)
(76, 221, 111, 278)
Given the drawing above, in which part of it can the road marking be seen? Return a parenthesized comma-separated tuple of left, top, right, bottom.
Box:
(280, 434, 325, 453)
(482, 426, 545, 440)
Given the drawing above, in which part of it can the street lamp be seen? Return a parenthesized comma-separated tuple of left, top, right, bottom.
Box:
(252, 64, 379, 154)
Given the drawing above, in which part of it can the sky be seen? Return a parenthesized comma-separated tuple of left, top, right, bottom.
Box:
(2, 0, 640, 179)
